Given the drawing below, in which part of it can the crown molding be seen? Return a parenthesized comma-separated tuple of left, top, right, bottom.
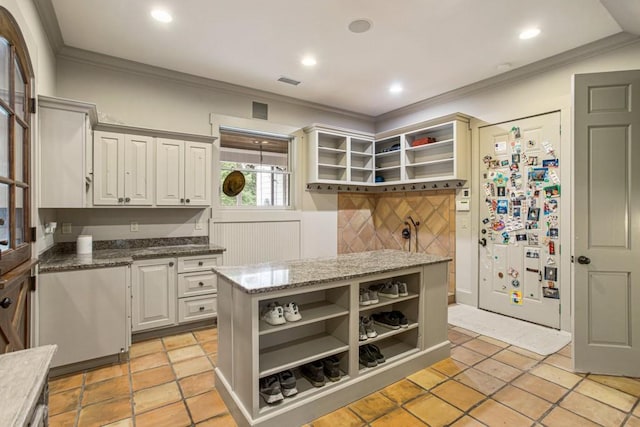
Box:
(56, 46, 375, 123)
(375, 32, 640, 125)
(32, 0, 63, 53)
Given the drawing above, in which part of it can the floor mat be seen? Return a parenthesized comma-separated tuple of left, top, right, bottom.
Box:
(448, 304, 571, 356)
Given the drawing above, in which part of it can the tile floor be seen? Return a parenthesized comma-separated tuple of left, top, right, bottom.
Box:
(48, 325, 640, 427)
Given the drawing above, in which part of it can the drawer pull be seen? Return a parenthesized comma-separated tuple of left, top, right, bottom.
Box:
(198, 261, 204, 266)
(199, 306, 205, 311)
(1, 297, 12, 309)
(198, 282, 204, 286)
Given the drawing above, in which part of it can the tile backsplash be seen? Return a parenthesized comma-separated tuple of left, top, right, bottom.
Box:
(338, 190, 456, 294)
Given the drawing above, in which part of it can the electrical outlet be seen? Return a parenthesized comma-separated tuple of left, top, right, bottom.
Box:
(195, 222, 203, 230)
(62, 223, 72, 234)
(130, 221, 139, 232)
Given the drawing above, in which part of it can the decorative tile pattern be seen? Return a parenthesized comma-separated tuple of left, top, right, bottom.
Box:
(47, 324, 640, 427)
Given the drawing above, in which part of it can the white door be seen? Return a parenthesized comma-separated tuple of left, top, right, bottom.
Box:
(124, 134, 154, 205)
(184, 141, 212, 206)
(478, 112, 561, 328)
(573, 70, 640, 376)
(156, 138, 185, 206)
(93, 131, 124, 205)
(132, 259, 177, 332)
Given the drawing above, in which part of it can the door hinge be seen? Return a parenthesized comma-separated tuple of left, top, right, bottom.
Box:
(30, 227, 37, 242)
(29, 97, 36, 114)
(559, 124, 561, 135)
(559, 304, 561, 314)
(29, 275, 36, 291)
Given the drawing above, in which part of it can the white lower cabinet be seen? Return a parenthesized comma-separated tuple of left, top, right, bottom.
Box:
(131, 258, 177, 332)
(39, 267, 129, 368)
(177, 255, 219, 324)
(178, 295, 217, 323)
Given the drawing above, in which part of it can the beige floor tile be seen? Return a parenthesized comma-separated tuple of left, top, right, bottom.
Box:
(77, 397, 132, 427)
(407, 367, 448, 390)
(474, 358, 522, 382)
(451, 346, 487, 366)
(544, 353, 573, 371)
(167, 344, 206, 363)
(135, 401, 191, 427)
(635, 404, 640, 417)
(49, 372, 84, 394)
(448, 329, 475, 345)
(132, 365, 175, 391)
(588, 374, 640, 397)
(541, 406, 599, 427)
(209, 353, 218, 366)
(560, 391, 627, 427)
(430, 358, 469, 377)
(454, 367, 506, 395)
(48, 409, 77, 427)
(492, 349, 538, 370)
(103, 419, 133, 427)
(85, 363, 128, 385)
(129, 339, 164, 359)
(381, 379, 425, 404)
(133, 382, 182, 414)
(405, 393, 463, 426)
(130, 352, 170, 373)
(369, 408, 426, 427)
(530, 364, 582, 389)
(201, 340, 218, 354)
(493, 384, 552, 420)
(196, 413, 238, 426)
(193, 328, 218, 342)
(452, 326, 479, 337)
(512, 372, 568, 403)
(449, 415, 485, 426)
(431, 380, 485, 411)
(82, 375, 131, 406)
(179, 370, 216, 398)
(557, 344, 572, 358)
(173, 355, 213, 379)
(311, 407, 364, 427)
(625, 416, 640, 427)
(162, 332, 197, 351)
(477, 335, 510, 348)
(575, 379, 637, 412)
(185, 389, 229, 423)
(462, 338, 502, 356)
(469, 399, 532, 427)
(49, 387, 81, 416)
(348, 391, 397, 422)
(507, 346, 545, 360)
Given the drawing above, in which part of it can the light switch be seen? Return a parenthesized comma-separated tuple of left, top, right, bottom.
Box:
(62, 223, 72, 234)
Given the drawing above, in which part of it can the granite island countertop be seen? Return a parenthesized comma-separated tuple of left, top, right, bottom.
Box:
(39, 239, 225, 273)
(213, 249, 451, 294)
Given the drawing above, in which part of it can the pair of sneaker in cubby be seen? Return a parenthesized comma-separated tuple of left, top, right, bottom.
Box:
(301, 355, 342, 387)
(261, 301, 302, 326)
(372, 310, 409, 330)
(259, 369, 297, 404)
(359, 344, 386, 368)
(359, 316, 377, 341)
(359, 280, 408, 306)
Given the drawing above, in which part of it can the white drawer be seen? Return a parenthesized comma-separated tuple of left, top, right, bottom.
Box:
(177, 255, 219, 273)
(178, 295, 217, 323)
(178, 271, 217, 297)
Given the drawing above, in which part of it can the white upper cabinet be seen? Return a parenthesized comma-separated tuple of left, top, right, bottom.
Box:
(156, 139, 211, 206)
(93, 131, 154, 206)
(39, 96, 95, 208)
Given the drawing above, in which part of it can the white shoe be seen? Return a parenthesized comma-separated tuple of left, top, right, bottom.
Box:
(262, 303, 286, 326)
(283, 302, 302, 322)
(359, 288, 371, 306)
(367, 287, 379, 304)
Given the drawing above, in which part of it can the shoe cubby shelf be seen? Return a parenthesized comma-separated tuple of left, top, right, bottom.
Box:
(215, 259, 450, 427)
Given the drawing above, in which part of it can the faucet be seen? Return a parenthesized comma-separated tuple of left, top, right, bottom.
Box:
(406, 216, 420, 252)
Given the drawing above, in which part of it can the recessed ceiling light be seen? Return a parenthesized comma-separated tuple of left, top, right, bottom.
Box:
(301, 56, 317, 67)
(389, 83, 403, 94)
(349, 19, 372, 34)
(519, 28, 540, 40)
(151, 9, 173, 23)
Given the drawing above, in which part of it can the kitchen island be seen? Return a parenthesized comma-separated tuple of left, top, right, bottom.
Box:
(213, 249, 451, 427)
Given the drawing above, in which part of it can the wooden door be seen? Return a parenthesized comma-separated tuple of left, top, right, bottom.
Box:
(573, 70, 640, 376)
(0, 270, 30, 353)
(132, 259, 176, 332)
(184, 141, 211, 206)
(93, 131, 124, 205)
(124, 134, 154, 205)
(156, 138, 184, 206)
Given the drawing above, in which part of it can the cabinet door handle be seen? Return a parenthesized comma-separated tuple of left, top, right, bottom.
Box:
(125, 197, 131, 203)
(118, 197, 124, 203)
(186, 199, 190, 203)
(199, 306, 205, 311)
(169, 262, 174, 267)
(0, 297, 12, 309)
(198, 282, 204, 286)
(180, 198, 185, 203)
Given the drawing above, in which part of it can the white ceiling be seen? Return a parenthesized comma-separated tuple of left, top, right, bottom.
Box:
(46, 0, 632, 117)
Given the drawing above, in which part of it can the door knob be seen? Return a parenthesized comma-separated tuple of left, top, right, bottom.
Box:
(479, 238, 487, 247)
(125, 197, 131, 203)
(0, 297, 12, 309)
(577, 256, 591, 265)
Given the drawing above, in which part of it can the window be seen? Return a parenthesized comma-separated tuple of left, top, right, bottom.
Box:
(219, 128, 291, 208)
(0, 7, 33, 275)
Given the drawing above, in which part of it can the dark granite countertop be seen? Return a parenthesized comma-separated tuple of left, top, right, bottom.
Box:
(213, 249, 450, 294)
(39, 237, 225, 273)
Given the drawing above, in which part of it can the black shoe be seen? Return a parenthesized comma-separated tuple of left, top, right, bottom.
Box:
(366, 344, 386, 363)
(301, 360, 325, 387)
(322, 355, 341, 382)
(359, 345, 378, 368)
(390, 310, 409, 328)
(372, 312, 400, 329)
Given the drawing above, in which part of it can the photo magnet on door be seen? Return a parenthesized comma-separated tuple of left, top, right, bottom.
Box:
(543, 287, 559, 299)
(544, 266, 558, 281)
(510, 290, 523, 305)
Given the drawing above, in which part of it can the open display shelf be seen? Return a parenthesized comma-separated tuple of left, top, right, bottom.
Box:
(358, 337, 421, 374)
(259, 301, 349, 335)
(359, 321, 419, 346)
